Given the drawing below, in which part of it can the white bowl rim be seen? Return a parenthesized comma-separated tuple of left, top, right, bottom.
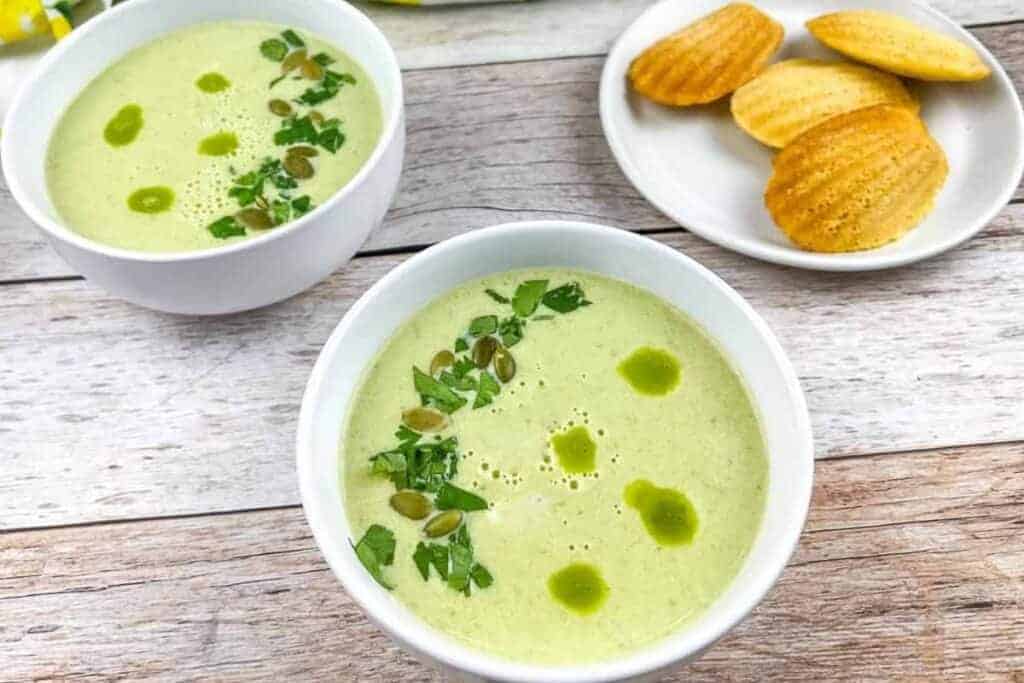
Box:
(0, 0, 404, 264)
(599, 0, 1024, 272)
(296, 220, 814, 682)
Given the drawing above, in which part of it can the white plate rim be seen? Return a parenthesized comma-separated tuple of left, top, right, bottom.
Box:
(599, 0, 1024, 272)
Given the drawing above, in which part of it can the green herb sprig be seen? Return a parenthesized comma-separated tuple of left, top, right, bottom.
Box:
(354, 524, 396, 589)
(414, 525, 492, 595)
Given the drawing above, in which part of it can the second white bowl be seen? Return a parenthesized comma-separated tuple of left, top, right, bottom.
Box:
(2, 0, 404, 314)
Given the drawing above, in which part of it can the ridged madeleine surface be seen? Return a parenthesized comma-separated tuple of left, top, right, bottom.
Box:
(807, 10, 990, 81)
(765, 105, 948, 253)
(629, 2, 784, 106)
(732, 59, 918, 147)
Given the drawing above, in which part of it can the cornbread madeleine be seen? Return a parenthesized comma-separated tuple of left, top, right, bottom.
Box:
(731, 59, 918, 148)
(765, 104, 948, 253)
(806, 10, 990, 82)
(629, 2, 784, 106)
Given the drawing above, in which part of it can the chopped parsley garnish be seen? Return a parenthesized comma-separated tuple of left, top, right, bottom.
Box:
(281, 29, 305, 48)
(468, 315, 498, 336)
(435, 482, 489, 512)
(260, 38, 288, 62)
(413, 526, 492, 596)
(498, 315, 524, 347)
(275, 115, 346, 154)
(542, 282, 591, 313)
(414, 367, 467, 414)
(354, 524, 396, 589)
(454, 337, 469, 353)
(484, 288, 510, 304)
(311, 52, 335, 66)
(296, 69, 357, 107)
(370, 432, 459, 493)
(472, 371, 500, 409)
(207, 216, 245, 239)
(512, 279, 548, 317)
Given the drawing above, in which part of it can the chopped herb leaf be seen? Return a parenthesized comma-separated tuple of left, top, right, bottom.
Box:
(370, 434, 459, 492)
(281, 29, 305, 48)
(207, 216, 245, 239)
(435, 483, 489, 512)
(268, 74, 287, 89)
(512, 279, 548, 317)
(413, 542, 431, 581)
(260, 38, 288, 62)
(533, 314, 555, 321)
(498, 315, 525, 348)
(429, 543, 450, 579)
(542, 282, 591, 313)
(354, 524, 395, 589)
(395, 424, 422, 446)
(414, 367, 467, 414)
(318, 126, 345, 153)
(312, 52, 335, 66)
(485, 288, 510, 304)
(473, 371, 500, 409)
(450, 356, 475, 380)
(454, 338, 469, 353)
(271, 199, 290, 225)
(274, 115, 318, 146)
(447, 525, 474, 595)
(471, 563, 494, 588)
(468, 315, 498, 337)
(440, 370, 477, 392)
(291, 195, 313, 216)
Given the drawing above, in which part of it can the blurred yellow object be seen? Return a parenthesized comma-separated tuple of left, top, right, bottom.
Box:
(0, 0, 80, 44)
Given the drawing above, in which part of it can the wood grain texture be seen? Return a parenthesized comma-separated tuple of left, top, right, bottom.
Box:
(359, 0, 1024, 70)
(0, 23, 1020, 282)
(2, 207, 1024, 529)
(2, 442, 1021, 681)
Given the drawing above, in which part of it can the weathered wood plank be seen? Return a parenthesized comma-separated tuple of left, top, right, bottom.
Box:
(1, 22, 1020, 281)
(362, 0, 1024, 70)
(2, 206, 1023, 528)
(1, 442, 1021, 681)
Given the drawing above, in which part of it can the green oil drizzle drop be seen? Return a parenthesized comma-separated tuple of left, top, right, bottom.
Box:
(197, 131, 239, 156)
(550, 425, 596, 474)
(103, 104, 143, 147)
(127, 186, 174, 214)
(624, 479, 698, 546)
(617, 347, 681, 396)
(196, 72, 231, 93)
(547, 563, 608, 615)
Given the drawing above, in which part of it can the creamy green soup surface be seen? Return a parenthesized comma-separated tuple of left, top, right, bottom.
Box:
(46, 20, 382, 252)
(341, 269, 769, 665)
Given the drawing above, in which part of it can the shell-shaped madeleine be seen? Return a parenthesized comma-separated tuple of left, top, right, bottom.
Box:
(732, 59, 918, 148)
(807, 10, 990, 82)
(629, 2, 784, 106)
(765, 105, 948, 253)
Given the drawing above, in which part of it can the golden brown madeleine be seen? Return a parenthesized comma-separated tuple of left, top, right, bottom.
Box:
(806, 10, 990, 82)
(765, 105, 948, 253)
(628, 2, 784, 106)
(732, 59, 918, 148)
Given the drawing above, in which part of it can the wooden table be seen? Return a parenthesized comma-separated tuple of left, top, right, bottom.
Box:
(2, 1, 1023, 680)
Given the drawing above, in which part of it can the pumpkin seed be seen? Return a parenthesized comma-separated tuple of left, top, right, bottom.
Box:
(235, 208, 273, 230)
(254, 195, 270, 211)
(300, 59, 324, 81)
(472, 336, 498, 369)
(423, 510, 463, 538)
(268, 99, 292, 117)
(281, 49, 308, 74)
(402, 407, 447, 433)
(430, 350, 455, 376)
(493, 345, 516, 382)
(287, 145, 319, 158)
(390, 490, 431, 520)
(309, 110, 325, 126)
(283, 154, 314, 179)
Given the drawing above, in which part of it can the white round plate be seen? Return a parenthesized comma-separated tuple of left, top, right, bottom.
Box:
(600, 0, 1024, 271)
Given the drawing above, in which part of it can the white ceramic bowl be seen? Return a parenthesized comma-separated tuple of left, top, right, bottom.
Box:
(2, 0, 404, 314)
(600, 0, 1024, 271)
(297, 221, 815, 682)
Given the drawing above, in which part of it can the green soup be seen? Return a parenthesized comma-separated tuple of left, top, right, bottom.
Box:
(342, 269, 769, 665)
(46, 21, 382, 252)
